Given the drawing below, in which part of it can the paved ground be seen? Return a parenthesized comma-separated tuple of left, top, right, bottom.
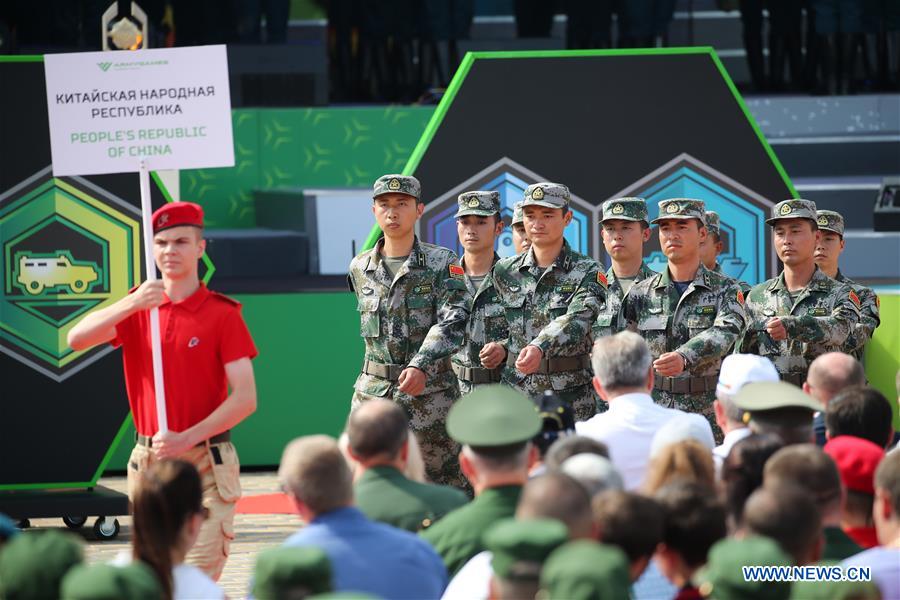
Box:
(27, 472, 296, 599)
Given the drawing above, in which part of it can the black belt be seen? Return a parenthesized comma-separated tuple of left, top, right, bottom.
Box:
(505, 354, 591, 374)
(654, 375, 718, 394)
(362, 358, 451, 381)
(136, 430, 231, 448)
(452, 362, 502, 384)
(780, 372, 806, 386)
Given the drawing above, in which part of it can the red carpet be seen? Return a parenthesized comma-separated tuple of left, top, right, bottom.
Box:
(235, 493, 295, 514)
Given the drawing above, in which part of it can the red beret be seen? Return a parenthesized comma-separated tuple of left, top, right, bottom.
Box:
(824, 435, 885, 494)
(152, 202, 204, 233)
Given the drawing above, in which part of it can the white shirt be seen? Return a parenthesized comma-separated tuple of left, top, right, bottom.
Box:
(111, 552, 224, 600)
(843, 546, 900, 600)
(575, 392, 686, 490)
(713, 426, 752, 472)
(441, 551, 492, 600)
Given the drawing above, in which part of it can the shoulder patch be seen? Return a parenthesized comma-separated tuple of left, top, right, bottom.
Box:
(849, 290, 861, 308)
(736, 289, 744, 305)
(597, 271, 608, 287)
(875, 294, 880, 308)
(210, 290, 241, 307)
(449, 264, 465, 280)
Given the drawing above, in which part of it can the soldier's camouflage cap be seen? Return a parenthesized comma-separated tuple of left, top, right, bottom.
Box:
(373, 174, 421, 201)
(0, 529, 83, 599)
(816, 210, 844, 236)
(521, 182, 570, 209)
(651, 198, 707, 224)
(539, 540, 631, 600)
(61, 562, 162, 600)
(446, 384, 541, 447)
(253, 546, 333, 599)
(705, 211, 721, 237)
(484, 518, 568, 580)
(766, 199, 818, 225)
(511, 201, 525, 226)
(733, 381, 821, 428)
(456, 190, 501, 218)
(696, 536, 791, 600)
(601, 197, 649, 225)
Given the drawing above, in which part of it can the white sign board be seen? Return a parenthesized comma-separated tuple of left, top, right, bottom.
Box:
(44, 45, 234, 176)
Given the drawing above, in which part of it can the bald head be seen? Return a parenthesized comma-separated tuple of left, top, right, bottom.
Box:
(517, 471, 594, 539)
(279, 435, 353, 516)
(805, 353, 864, 405)
(346, 399, 409, 461)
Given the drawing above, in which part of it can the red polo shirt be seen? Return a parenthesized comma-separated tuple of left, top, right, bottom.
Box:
(113, 284, 258, 435)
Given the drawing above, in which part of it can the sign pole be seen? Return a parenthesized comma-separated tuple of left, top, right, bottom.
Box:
(138, 160, 168, 434)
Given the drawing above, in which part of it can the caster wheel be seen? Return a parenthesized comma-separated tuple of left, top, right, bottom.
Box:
(93, 517, 120, 540)
(63, 516, 87, 529)
(16, 519, 30, 529)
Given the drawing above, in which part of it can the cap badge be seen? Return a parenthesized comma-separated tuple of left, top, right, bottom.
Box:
(388, 178, 401, 191)
(532, 187, 545, 200)
(467, 197, 480, 208)
(666, 202, 679, 214)
(779, 203, 793, 216)
(158, 213, 169, 226)
(817, 216, 829, 226)
(612, 203, 624, 215)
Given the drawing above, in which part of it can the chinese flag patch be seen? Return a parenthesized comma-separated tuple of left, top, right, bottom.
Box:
(449, 264, 465, 280)
(736, 290, 745, 305)
(849, 290, 861, 308)
(597, 272, 608, 286)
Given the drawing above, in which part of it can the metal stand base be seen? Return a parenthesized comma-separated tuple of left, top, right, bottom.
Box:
(0, 486, 129, 540)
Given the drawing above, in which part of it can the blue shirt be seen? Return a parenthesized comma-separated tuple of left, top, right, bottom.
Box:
(283, 506, 448, 599)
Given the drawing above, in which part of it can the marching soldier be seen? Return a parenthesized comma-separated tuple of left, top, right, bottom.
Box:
(452, 191, 508, 395)
(622, 199, 747, 435)
(700, 210, 752, 294)
(813, 209, 880, 360)
(348, 174, 471, 487)
(482, 183, 609, 421)
(593, 197, 656, 339)
(738, 199, 860, 385)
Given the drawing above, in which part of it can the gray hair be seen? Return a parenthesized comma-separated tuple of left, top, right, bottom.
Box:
(716, 393, 744, 423)
(591, 331, 653, 392)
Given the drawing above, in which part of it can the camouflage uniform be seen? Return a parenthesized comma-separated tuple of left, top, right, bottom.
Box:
(737, 200, 861, 385)
(489, 183, 609, 421)
(349, 175, 471, 487)
(622, 199, 747, 435)
(706, 210, 752, 295)
(816, 210, 881, 361)
(593, 198, 656, 339)
(451, 191, 508, 395)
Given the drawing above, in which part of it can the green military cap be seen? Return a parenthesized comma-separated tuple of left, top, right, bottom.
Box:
(253, 546, 333, 600)
(511, 201, 525, 226)
(373, 174, 421, 201)
(790, 568, 880, 600)
(816, 210, 844, 236)
(733, 381, 822, 414)
(539, 540, 631, 600)
(484, 518, 569, 580)
(651, 198, 707, 224)
(456, 190, 501, 218)
(446, 384, 541, 447)
(601, 197, 649, 225)
(696, 536, 791, 600)
(0, 529, 83, 599)
(766, 199, 818, 225)
(61, 562, 162, 600)
(705, 210, 721, 237)
(522, 182, 570, 209)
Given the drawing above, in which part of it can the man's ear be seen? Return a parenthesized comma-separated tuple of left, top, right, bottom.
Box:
(416, 202, 425, 218)
(642, 227, 652, 242)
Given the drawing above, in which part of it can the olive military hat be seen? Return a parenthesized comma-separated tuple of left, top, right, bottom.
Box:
(0, 529, 83, 599)
(705, 210, 721, 237)
(789, 567, 881, 600)
(651, 198, 707, 224)
(766, 198, 818, 225)
(538, 540, 631, 600)
(456, 190, 501, 218)
(61, 562, 162, 600)
(511, 201, 525, 226)
(446, 384, 542, 447)
(253, 546, 333, 600)
(522, 182, 570, 209)
(373, 174, 421, 202)
(601, 197, 649, 225)
(816, 210, 845, 236)
(733, 381, 821, 429)
(696, 536, 792, 600)
(484, 518, 569, 581)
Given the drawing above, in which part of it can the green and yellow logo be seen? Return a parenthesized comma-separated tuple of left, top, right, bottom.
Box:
(97, 62, 113, 72)
(0, 168, 140, 381)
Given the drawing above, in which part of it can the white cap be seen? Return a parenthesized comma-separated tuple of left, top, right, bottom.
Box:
(716, 354, 779, 398)
(561, 453, 624, 497)
(650, 414, 715, 458)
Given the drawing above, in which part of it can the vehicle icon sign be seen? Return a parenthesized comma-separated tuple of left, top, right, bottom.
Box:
(16, 253, 99, 295)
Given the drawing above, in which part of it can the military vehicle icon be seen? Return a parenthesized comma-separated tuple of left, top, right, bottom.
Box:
(16, 253, 99, 295)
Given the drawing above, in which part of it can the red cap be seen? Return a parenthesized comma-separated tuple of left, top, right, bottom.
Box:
(152, 202, 204, 233)
(824, 435, 885, 494)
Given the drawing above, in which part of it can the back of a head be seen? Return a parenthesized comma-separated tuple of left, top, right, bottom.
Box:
(253, 546, 333, 600)
(807, 352, 865, 403)
(763, 444, 841, 513)
(743, 484, 822, 565)
(561, 453, 624, 497)
(642, 439, 716, 494)
(0, 529, 83, 600)
(345, 399, 409, 461)
(279, 435, 353, 515)
(655, 481, 726, 569)
(697, 536, 792, 600)
(539, 540, 632, 600)
(485, 518, 568, 600)
(591, 331, 652, 392)
(61, 562, 162, 600)
(517, 471, 593, 539)
(875, 450, 900, 521)
(825, 387, 894, 449)
(721, 433, 786, 529)
(132, 458, 204, 599)
(649, 414, 715, 459)
(592, 491, 664, 568)
(543, 435, 609, 469)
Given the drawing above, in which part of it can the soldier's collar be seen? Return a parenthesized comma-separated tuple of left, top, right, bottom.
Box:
(808, 266, 833, 291)
(409, 237, 427, 268)
(364, 238, 385, 272)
